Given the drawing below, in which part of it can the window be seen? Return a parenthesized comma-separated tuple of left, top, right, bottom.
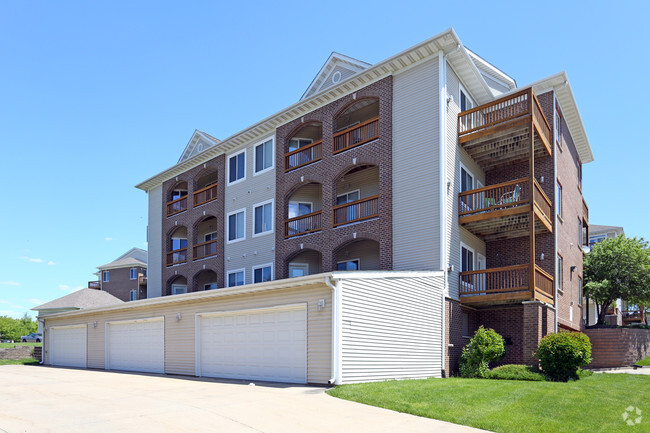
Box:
(204, 232, 217, 242)
(171, 285, 187, 295)
(171, 187, 187, 200)
(460, 166, 474, 193)
(289, 263, 309, 278)
(589, 234, 606, 247)
(461, 244, 474, 273)
(459, 84, 474, 112)
(578, 277, 583, 306)
(228, 150, 246, 184)
(227, 270, 245, 287)
(204, 283, 218, 291)
(253, 264, 273, 283)
(253, 201, 273, 236)
(227, 209, 246, 243)
(557, 254, 563, 292)
(462, 312, 470, 338)
(129, 290, 137, 301)
(254, 139, 274, 174)
(288, 138, 313, 152)
(337, 259, 360, 271)
(141, 269, 147, 277)
(336, 190, 360, 205)
(129, 268, 138, 280)
(171, 237, 187, 250)
(556, 181, 562, 218)
(288, 202, 312, 218)
(555, 102, 563, 149)
(102, 271, 109, 282)
(578, 218, 582, 246)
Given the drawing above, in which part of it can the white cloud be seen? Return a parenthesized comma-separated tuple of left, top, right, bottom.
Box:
(58, 284, 83, 293)
(47, 261, 56, 266)
(28, 298, 46, 306)
(0, 299, 9, 304)
(0, 281, 20, 286)
(19, 256, 44, 263)
(105, 237, 114, 241)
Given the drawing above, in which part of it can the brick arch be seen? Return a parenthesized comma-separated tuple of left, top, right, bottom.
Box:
(284, 179, 323, 201)
(285, 120, 323, 141)
(167, 180, 189, 201)
(192, 268, 219, 292)
(332, 96, 380, 121)
(284, 247, 324, 277)
(331, 236, 381, 270)
(332, 162, 380, 185)
(166, 274, 187, 296)
(192, 214, 219, 243)
(192, 166, 219, 190)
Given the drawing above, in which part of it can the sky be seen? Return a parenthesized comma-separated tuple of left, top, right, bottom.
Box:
(1, 1, 648, 319)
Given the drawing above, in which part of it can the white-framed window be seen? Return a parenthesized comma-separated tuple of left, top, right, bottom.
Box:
(336, 190, 360, 205)
(172, 284, 187, 295)
(227, 149, 246, 184)
(288, 137, 313, 153)
(556, 181, 563, 218)
(589, 234, 606, 247)
(102, 271, 109, 282)
(171, 186, 188, 200)
(461, 243, 475, 273)
(289, 263, 309, 278)
(227, 208, 246, 243)
(129, 268, 138, 280)
(254, 138, 274, 174)
(253, 200, 274, 236)
(253, 264, 273, 283)
(204, 232, 218, 242)
(171, 236, 187, 250)
(129, 290, 137, 301)
(337, 259, 360, 271)
(288, 201, 312, 218)
(557, 254, 563, 292)
(460, 164, 475, 193)
(227, 269, 245, 287)
(459, 83, 474, 112)
(204, 283, 218, 291)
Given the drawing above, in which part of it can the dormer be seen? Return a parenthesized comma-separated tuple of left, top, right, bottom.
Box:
(301, 52, 371, 101)
(178, 130, 220, 163)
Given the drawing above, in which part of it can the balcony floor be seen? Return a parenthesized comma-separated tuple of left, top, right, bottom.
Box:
(460, 205, 551, 241)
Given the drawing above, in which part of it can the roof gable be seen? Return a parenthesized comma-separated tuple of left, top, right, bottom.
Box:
(301, 52, 371, 101)
(178, 130, 220, 163)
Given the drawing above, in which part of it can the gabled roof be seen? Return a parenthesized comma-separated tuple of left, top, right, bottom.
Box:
(98, 247, 147, 270)
(31, 288, 124, 311)
(301, 52, 372, 101)
(465, 48, 516, 95)
(177, 130, 221, 163)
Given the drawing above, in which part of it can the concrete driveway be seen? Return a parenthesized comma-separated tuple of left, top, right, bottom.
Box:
(0, 366, 489, 433)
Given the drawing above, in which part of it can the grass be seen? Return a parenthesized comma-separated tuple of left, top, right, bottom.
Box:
(485, 364, 546, 381)
(327, 373, 650, 433)
(0, 342, 42, 348)
(637, 356, 650, 366)
(0, 358, 39, 366)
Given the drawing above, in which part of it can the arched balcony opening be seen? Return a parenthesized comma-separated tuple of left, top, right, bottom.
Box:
(285, 183, 322, 238)
(333, 99, 379, 153)
(334, 239, 380, 271)
(194, 270, 218, 291)
(194, 216, 218, 260)
(169, 276, 187, 296)
(167, 226, 188, 267)
(334, 165, 379, 227)
(285, 122, 323, 172)
(167, 181, 188, 216)
(287, 250, 322, 278)
(193, 170, 218, 207)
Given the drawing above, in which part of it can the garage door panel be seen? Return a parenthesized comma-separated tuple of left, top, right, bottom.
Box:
(198, 305, 307, 383)
(50, 325, 87, 368)
(107, 318, 164, 374)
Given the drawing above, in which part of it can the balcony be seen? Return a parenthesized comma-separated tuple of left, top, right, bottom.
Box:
(284, 211, 322, 238)
(459, 178, 552, 240)
(138, 275, 147, 286)
(167, 196, 188, 217)
(193, 239, 218, 261)
(459, 264, 554, 306)
(193, 183, 218, 207)
(166, 247, 187, 267)
(88, 281, 100, 289)
(622, 306, 646, 325)
(458, 88, 552, 170)
(333, 195, 379, 227)
(333, 117, 379, 154)
(285, 140, 323, 172)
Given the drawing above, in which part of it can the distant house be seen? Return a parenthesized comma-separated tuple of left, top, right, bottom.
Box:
(92, 248, 148, 302)
(588, 224, 624, 248)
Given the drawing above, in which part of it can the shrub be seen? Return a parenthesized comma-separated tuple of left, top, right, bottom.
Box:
(535, 332, 592, 382)
(459, 326, 505, 378)
(486, 364, 546, 381)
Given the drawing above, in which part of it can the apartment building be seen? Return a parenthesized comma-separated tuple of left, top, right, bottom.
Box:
(92, 248, 148, 302)
(42, 29, 592, 381)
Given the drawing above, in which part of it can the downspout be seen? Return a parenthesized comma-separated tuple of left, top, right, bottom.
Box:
(325, 276, 342, 385)
(438, 49, 449, 377)
(553, 91, 559, 333)
(37, 318, 44, 364)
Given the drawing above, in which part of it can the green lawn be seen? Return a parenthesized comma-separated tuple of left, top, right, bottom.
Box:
(0, 358, 39, 366)
(327, 374, 650, 433)
(0, 342, 42, 348)
(637, 356, 650, 366)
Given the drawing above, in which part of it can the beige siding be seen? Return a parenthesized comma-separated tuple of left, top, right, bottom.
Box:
(340, 274, 444, 383)
(44, 284, 332, 384)
(147, 184, 163, 298)
(335, 239, 380, 270)
(224, 135, 276, 285)
(335, 165, 378, 199)
(391, 58, 441, 271)
(289, 183, 322, 211)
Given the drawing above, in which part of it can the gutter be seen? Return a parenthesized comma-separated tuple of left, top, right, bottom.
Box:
(324, 276, 341, 385)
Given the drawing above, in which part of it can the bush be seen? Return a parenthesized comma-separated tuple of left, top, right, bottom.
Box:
(486, 364, 546, 381)
(535, 332, 592, 382)
(459, 326, 505, 378)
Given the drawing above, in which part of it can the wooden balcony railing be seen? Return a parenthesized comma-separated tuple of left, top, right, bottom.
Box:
(193, 239, 218, 261)
(533, 179, 553, 225)
(333, 117, 379, 154)
(459, 264, 529, 297)
(166, 247, 187, 266)
(582, 197, 589, 223)
(167, 196, 188, 217)
(193, 183, 218, 207)
(458, 88, 552, 147)
(458, 178, 530, 217)
(88, 281, 100, 289)
(333, 195, 379, 227)
(534, 265, 554, 301)
(622, 306, 646, 324)
(285, 140, 323, 172)
(284, 211, 322, 238)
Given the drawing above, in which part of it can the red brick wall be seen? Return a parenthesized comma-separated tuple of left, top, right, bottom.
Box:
(445, 298, 472, 375)
(101, 266, 146, 302)
(585, 328, 650, 368)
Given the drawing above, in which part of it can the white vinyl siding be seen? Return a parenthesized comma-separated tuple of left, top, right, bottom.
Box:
(146, 184, 163, 298)
(392, 58, 441, 270)
(339, 274, 444, 383)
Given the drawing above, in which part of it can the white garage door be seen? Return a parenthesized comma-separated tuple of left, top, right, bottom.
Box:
(50, 325, 87, 368)
(197, 304, 307, 383)
(106, 318, 164, 374)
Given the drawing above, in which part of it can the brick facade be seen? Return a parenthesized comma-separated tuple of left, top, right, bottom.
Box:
(585, 328, 650, 368)
(274, 77, 393, 278)
(101, 266, 147, 302)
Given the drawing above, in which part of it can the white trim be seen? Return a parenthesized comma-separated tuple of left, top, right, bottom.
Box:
(104, 316, 164, 372)
(460, 242, 475, 272)
(336, 258, 360, 271)
(102, 270, 109, 282)
(226, 148, 246, 185)
(171, 284, 187, 295)
(288, 262, 309, 278)
(129, 289, 137, 301)
(288, 201, 313, 219)
(252, 262, 274, 284)
(477, 253, 486, 270)
(129, 268, 138, 280)
(226, 268, 246, 287)
(226, 208, 246, 244)
(459, 83, 474, 112)
(459, 162, 475, 192)
(252, 199, 274, 238)
(336, 189, 361, 203)
(253, 137, 275, 176)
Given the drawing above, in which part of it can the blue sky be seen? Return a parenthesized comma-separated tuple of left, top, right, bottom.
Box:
(1, 1, 647, 319)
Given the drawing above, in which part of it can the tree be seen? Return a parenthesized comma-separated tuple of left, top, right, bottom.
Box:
(584, 236, 650, 325)
(0, 314, 37, 341)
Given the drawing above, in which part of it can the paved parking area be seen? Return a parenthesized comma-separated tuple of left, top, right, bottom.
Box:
(0, 366, 489, 433)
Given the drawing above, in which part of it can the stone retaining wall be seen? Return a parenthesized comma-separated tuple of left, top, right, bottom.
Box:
(585, 327, 650, 368)
(0, 345, 36, 360)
